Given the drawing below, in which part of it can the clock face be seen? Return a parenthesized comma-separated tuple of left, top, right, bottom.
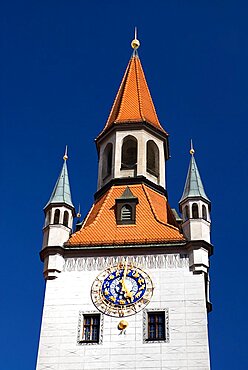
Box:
(91, 262, 153, 317)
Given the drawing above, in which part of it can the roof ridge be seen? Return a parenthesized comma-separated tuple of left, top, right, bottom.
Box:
(137, 57, 160, 125)
(135, 57, 145, 122)
(143, 185, 182, 231)
(84, 188, 114, 230)
(115, 59, 131, 122)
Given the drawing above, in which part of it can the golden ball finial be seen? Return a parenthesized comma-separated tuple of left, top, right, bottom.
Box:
(131, 38, 140, 49)
(190, 148, 195, 155)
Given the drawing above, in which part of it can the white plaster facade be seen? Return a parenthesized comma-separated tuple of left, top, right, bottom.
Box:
(43, 205, 74, 249)
(97, 128, 166, 190)
(36, 253, 210, 370)
(180, 200, 211, 244)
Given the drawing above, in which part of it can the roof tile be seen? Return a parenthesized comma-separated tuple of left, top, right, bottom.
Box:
(98, 53, 167, 137)
(67, 184, 184, 247)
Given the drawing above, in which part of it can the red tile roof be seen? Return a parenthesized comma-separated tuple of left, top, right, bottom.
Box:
(98, 53, 167, 137)
(67, 184, 184, 247)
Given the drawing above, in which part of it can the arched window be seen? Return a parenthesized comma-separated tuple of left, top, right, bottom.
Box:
(146, 140, 159, 177)
(202, 205, 207, 221)
(102, 143, 113, 179)
(45, 210, 51, 226)
(121, 205, 132, 221)
(63, 211, 69, 227)
(121, 136, 137, 169)
(184, 205, 189, 221)
(192, 203, 199, 219)
(54, 209, 60, 224)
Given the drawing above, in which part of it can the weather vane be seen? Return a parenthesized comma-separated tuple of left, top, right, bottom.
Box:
(190, 139, 195, 155)
(131, 27, 140, 50)
(63, 145, 68, 161)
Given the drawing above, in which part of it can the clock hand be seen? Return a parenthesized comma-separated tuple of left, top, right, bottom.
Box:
(122, 261, 133, 300)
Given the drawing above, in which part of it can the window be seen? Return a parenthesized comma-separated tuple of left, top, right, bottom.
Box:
(115, 187, 138, 225)
(184, 205, 189, 221)
(192, 203, 199, 219)
(146, 140, 159, 177)
(202, 205, 207, 221)
(45, 210, 51, 226)
(121, 136, 137, 169)
(63, 211, 69, 227)
(81, 314, 100, 343)
(102, 143, 113, 179)
(121, 205, 132, 221)
(147, 312, 165, 341)
(53, 209, 60, 224)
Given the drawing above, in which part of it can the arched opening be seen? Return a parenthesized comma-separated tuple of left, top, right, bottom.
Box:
(63, 211, 69, 227)
(121, 136, 137, 169)
(184, 205, 189, 221)
(146, 140, 159, 177)
(45, 210, 51, 226)
(102, 143, 113, 179)
(202, 205, 207, 221)
(192, 203, 199, 219)
(54, 209, 60, 224)
(121, 205, 132, 221)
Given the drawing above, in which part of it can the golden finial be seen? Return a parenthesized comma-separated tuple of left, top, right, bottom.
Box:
(63, 145, 68, 161)
(189, 139, 195, 155)
(76, 204, 81, 219)
(131, 27, 140, 50)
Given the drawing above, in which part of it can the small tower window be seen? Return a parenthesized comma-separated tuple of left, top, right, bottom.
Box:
(121, 136, 137, 169)
(54, 209, 60, 224)
(184, 205, 189, 221)
(63, 211, 69, 227)
(192, 203, 199, 219)
(121, 205, 132, 221)
(146, 140, 159, 177)
(202, 205, 207, 221)
(102, 143, 113, 179)
(45, 210, 51, 226)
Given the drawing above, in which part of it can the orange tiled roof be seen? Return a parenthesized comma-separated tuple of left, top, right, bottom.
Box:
(67, 184, 184, 247)
(99, 53, 167, 137)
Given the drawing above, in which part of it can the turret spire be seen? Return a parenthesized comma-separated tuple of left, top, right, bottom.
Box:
(45, 147, 74, 209)
(179, 142, 209, 203)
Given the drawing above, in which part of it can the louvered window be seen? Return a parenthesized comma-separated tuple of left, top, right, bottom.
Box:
(121, 205, 132, 221)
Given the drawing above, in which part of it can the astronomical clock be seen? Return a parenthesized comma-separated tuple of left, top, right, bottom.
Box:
(91, 261, 153, 317)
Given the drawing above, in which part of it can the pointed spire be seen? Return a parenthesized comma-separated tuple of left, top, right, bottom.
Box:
(179, 142, 210, 203)
(98, 33, 167, 138)
(45, 147, 74, 209)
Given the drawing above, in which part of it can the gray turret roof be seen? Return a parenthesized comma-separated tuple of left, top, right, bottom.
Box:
(179, 153, 210, 204)
(45, 158, 74, 209)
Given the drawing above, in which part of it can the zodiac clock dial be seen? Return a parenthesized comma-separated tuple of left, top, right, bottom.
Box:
(91, 262, 153, 317)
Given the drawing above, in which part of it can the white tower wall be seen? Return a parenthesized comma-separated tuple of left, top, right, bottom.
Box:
(36, 253, 210, 370)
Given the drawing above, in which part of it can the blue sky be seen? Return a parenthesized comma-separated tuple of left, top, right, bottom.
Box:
(1, 1, 248, 368)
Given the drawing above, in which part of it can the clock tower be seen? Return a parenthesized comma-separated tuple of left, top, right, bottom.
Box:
(37, 35, 213, 370)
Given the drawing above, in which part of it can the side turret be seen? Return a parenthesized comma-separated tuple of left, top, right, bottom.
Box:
(42, 148, 75, 279)
(179, 143, 211, 244)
